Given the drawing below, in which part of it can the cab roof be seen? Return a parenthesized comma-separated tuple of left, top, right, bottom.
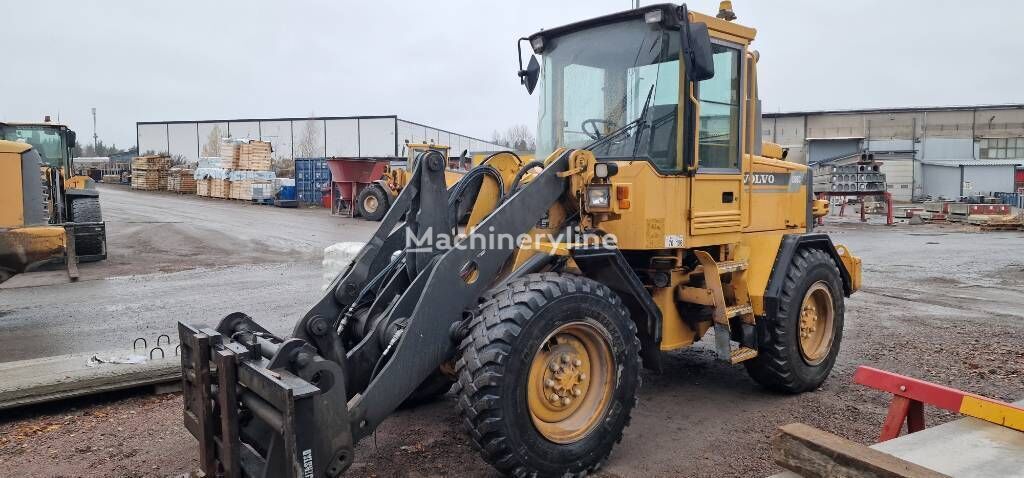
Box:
(526, 3, 756, 50)
(0, 121, 70, 129)
(0, 140, 33, 154)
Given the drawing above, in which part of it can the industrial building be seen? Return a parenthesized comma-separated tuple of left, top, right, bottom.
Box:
(136, 115, 504, 163)
(763, 104, 1024, 200)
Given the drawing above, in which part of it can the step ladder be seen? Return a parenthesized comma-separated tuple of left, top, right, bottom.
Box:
(687, 250, 758, 364)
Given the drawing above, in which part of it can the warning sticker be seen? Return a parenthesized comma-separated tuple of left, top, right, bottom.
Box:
(646, 218, 665, 248)
(664, 235, 684, 248)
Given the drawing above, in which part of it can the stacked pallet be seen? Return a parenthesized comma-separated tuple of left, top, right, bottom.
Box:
(218, 140, 241, 169)
(228, 180, 273, 200)
(209, 179, 230, 198)
(196, 178, 211, 197)
(131, 155, 170, 190)
(238, 141, 272, 170)
(167, 168, 197, 194)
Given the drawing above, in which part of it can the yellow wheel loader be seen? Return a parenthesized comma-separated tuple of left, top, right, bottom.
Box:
(178, 3, 862, 477)
(357, 142, 474, 221)
(0, 121, 107, 283)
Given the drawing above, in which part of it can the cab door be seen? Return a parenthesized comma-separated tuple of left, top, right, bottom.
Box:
(688, 41, 745, 242)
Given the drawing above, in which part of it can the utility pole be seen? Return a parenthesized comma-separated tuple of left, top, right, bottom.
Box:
(91, 107, 98, 154)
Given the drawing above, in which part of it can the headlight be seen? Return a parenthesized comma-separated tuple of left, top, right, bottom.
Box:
(587, 185, 611, 209)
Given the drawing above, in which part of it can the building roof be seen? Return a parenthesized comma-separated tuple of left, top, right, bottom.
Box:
(765, 103, 1024, 118)
(920, 159, 1024, 167)
(806, 136, 865, 141)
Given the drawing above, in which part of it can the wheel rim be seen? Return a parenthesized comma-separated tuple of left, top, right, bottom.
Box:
(526, 321, 614, 444)
(362, 194, 379, 213)
(798, 281, 835, 365)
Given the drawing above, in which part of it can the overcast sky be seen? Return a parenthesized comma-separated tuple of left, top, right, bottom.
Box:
(2, 0, 1021, 149)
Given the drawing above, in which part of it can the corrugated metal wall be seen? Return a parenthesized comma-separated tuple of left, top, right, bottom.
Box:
(963, 165, 1016, 194)
(922, 164, 961, 198)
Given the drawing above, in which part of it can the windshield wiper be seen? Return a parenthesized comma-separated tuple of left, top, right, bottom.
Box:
(631, 84, 656, 159)
(585, 84, 656, 154)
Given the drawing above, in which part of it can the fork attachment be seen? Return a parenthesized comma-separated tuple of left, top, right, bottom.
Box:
(178, 149, 572, 477)
(179, 314, 353, 478)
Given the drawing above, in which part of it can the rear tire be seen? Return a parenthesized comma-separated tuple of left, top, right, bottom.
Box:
(454, 272, 641, 477)
(744, 247, 845, 393)
(356, 185, 388, 221)
(69, 196, 105, 259)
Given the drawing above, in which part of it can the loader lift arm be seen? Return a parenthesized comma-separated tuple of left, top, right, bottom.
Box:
(180, 149, 571, 478)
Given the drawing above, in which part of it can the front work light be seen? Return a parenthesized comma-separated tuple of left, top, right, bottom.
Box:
(587, 185, 611, 209)
(644, 10, 663, 24)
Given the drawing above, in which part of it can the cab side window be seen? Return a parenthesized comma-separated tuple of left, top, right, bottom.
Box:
(697, 44, 741, 170)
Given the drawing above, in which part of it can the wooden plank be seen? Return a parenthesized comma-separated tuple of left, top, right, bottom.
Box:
(772, 423, 950, 478)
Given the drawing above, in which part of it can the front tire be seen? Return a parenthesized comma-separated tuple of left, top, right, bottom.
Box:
(745, 247, 845, 393)
(356, 185, 388, 221)
(68, 196, 105, 259)
(454, 272, 641, 477)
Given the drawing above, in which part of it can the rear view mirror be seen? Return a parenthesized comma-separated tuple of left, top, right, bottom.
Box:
(67, 130, 77, 148)
(519, 55, 540, 94)
(516, 37, 541, 95)
(683, 22, 715, 81)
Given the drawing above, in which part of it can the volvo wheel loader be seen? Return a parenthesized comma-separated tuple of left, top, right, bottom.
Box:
(178, 3, 862, 477)
(0, 120, 107, 283)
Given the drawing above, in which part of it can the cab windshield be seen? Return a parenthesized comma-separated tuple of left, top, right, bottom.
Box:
(535, 18, 681, 171)
(0, 125, 68, 168)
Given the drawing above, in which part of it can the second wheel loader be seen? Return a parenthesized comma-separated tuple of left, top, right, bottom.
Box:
(178, 3, 863, 477)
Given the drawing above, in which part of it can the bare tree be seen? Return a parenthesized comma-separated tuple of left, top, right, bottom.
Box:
(201, 125, 224, 157)
(491, 130, 508, 148)
(492, 125, 536, 152)
(297, 114, 323, 158)
(506, 124, 536, 152)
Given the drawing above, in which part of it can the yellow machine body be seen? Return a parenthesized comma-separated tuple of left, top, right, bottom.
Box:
(0, 122, 106, 282)
(477, 8, 863, 355)
(0, 140, 71, 278)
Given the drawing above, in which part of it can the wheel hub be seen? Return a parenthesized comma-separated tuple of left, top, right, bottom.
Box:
(526, 321, 614, 444)
(797, 281, 835, 365)
(363, 194, 379, 213)
(542, 351, 587, 408)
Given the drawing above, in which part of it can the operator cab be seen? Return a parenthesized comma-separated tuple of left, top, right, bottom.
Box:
(518, 3, 787, 246)
(522, 3, 750, 175)
(0, 121, 77, 172)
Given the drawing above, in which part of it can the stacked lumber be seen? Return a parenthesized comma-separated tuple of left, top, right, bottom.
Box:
(131, 155, 171, 191)
(196, 178, 211, 197)
(131, 170, 165, 190)
(238, 141, 272, 170)
(167, 168, 197, 194)
(209, 179, 230, 199)
(218, 140, 241, 169)
(131, 155, 170, 170)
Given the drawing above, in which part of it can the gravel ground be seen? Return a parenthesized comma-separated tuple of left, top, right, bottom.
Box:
(1, 187, 1022, 477)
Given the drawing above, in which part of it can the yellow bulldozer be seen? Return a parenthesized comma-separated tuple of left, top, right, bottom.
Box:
(178, 3, 862, 477)
(0, 121, 107, 283)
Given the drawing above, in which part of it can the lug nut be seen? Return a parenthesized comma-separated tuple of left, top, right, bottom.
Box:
(550, 393, 560, 403)
(549, 362, 559, 371)
(545, 379, 555, 388)
(561, 354, 571, 364)
(573, 359, 582, 367)
(579, 373, 587, 381)
(562, 397, 571, 406)
(572, 387, 581, 396)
